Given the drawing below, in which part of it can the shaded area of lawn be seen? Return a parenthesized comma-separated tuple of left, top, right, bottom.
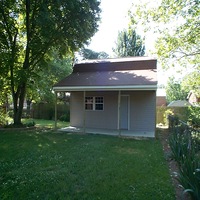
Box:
(0, 130, 175, 200)
(22, 118, 69, 129)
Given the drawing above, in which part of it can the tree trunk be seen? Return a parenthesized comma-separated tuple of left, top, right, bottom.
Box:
(12, 0, 30, 125)
(13, 83, 26, 125)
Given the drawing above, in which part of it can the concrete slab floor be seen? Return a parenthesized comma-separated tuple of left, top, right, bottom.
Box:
(58, 126, 154, 138)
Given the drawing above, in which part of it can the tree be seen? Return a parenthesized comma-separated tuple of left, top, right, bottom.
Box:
(181, 71, 200, 94)
(166, 77, 189, 103)
(26, 50, 73, 105)
(129, 0, 200, 69)
(79, 48, 109, 60)
(0, 0, 101, 125)
(112, 28, 145, 57)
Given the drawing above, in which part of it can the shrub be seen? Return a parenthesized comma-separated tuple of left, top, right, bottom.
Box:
(187, 106, 200, 128)
(59, 112, 70, 122)
(0, 107, 10, 127)
(25, 121, 35, 127)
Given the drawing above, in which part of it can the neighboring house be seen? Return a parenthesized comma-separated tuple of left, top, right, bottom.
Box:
(53, 57, 157, 137)
(187, 90, 200, 105)
(167, 100, 191, 107)
(156, 96, 167, 107)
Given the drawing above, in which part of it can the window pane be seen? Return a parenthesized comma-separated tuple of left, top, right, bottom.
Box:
(95, 104, 103, 110)
(85, 97, 93, 103)
(85, 97, 93, 110)
(85, 104, 93, 110)
(95, 97, 103, 103)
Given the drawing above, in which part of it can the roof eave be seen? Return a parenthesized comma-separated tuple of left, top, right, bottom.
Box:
(53, 85, 157, 92)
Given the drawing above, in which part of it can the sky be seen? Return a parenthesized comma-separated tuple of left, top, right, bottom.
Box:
(88, 0, 135, 56)
(88, 0, 157, 57)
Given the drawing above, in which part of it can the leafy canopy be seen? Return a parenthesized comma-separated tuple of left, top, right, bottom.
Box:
(129, 0, 200, 69)
(166, 77, 189, 103)
(79, 48, 109, 60)
(0, 0, 101, 124)
(113, 28, 145, 57)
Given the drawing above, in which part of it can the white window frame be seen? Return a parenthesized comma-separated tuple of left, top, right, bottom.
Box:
(85, 96, 104, 111)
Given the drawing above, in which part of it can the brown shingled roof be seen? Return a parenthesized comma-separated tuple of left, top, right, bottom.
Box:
(53, 57, 157, 91)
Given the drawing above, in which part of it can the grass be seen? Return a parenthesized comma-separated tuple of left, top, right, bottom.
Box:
(22, 118, 69, 129)
(0, 128, 175, 199)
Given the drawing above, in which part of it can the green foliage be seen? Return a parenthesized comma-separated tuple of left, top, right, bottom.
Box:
(0, 0, 101, 124)
(0, 131, 175, 199)
(187, 106, 200, 128)
(178, 157, 200, 200)
(79, 48, 109, 60)
(3, 121, 35, 128)
(156, 106, 168, 125)
(0, 107, 9, 127)
(130, 0, 200, 69)
(113, 28, 145, 57)
(27, 51, 73, 104)
(181, 71, 200, 96)
(59, 113, 70, 122)
(166, 77, 189, 103)
(169, 131, 195, 165)
(168, 117, 200, 200)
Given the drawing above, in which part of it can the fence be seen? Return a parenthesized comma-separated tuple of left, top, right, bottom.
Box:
(31, 103, 70, 121)
(168, 114, 200, 138)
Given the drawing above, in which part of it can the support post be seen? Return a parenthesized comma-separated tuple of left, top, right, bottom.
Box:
(83, 91, 86, 134)
(118, 90, 121, 136)
(55, 92, 58, 129)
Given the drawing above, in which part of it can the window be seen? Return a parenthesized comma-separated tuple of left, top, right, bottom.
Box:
(85, 97, 104, 111)
(85, 97, 93, 110)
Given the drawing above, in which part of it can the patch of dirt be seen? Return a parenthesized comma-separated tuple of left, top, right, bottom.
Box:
(157, 127, 191, 200)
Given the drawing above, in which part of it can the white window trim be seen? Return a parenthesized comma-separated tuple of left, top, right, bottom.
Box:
(85, 96, 104, 111)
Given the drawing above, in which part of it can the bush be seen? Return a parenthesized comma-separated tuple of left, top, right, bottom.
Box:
(59, 112, 70, 122)
(25, 121, 35, 127)
(156, 106, 169, 125)
(3, 121, 35, 128)
(187, 106, 200, 128)
(0, 107, 10, 127)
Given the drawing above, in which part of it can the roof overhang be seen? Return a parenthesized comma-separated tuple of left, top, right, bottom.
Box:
(53, 85, 157, 92)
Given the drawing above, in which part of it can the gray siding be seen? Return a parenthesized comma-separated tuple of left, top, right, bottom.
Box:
(70, 90, 156, 137)
(129, 91, 156, 133)
(70, 91, 118, 129)
(70, 92, 84, 127)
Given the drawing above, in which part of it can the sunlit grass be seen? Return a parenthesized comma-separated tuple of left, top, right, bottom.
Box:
(22, 118, 69, 129)
(0, 130, 175, 199)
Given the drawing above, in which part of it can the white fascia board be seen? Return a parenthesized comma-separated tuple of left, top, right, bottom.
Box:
(53, 85, 157, 92)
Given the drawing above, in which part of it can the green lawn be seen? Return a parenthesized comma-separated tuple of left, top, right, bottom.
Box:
(22, 118, 69, 129)
(0, 129, 175, 200)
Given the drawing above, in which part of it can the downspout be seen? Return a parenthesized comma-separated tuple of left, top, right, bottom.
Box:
(55, 91, 58, 129)
(118, 90, 121, 136)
